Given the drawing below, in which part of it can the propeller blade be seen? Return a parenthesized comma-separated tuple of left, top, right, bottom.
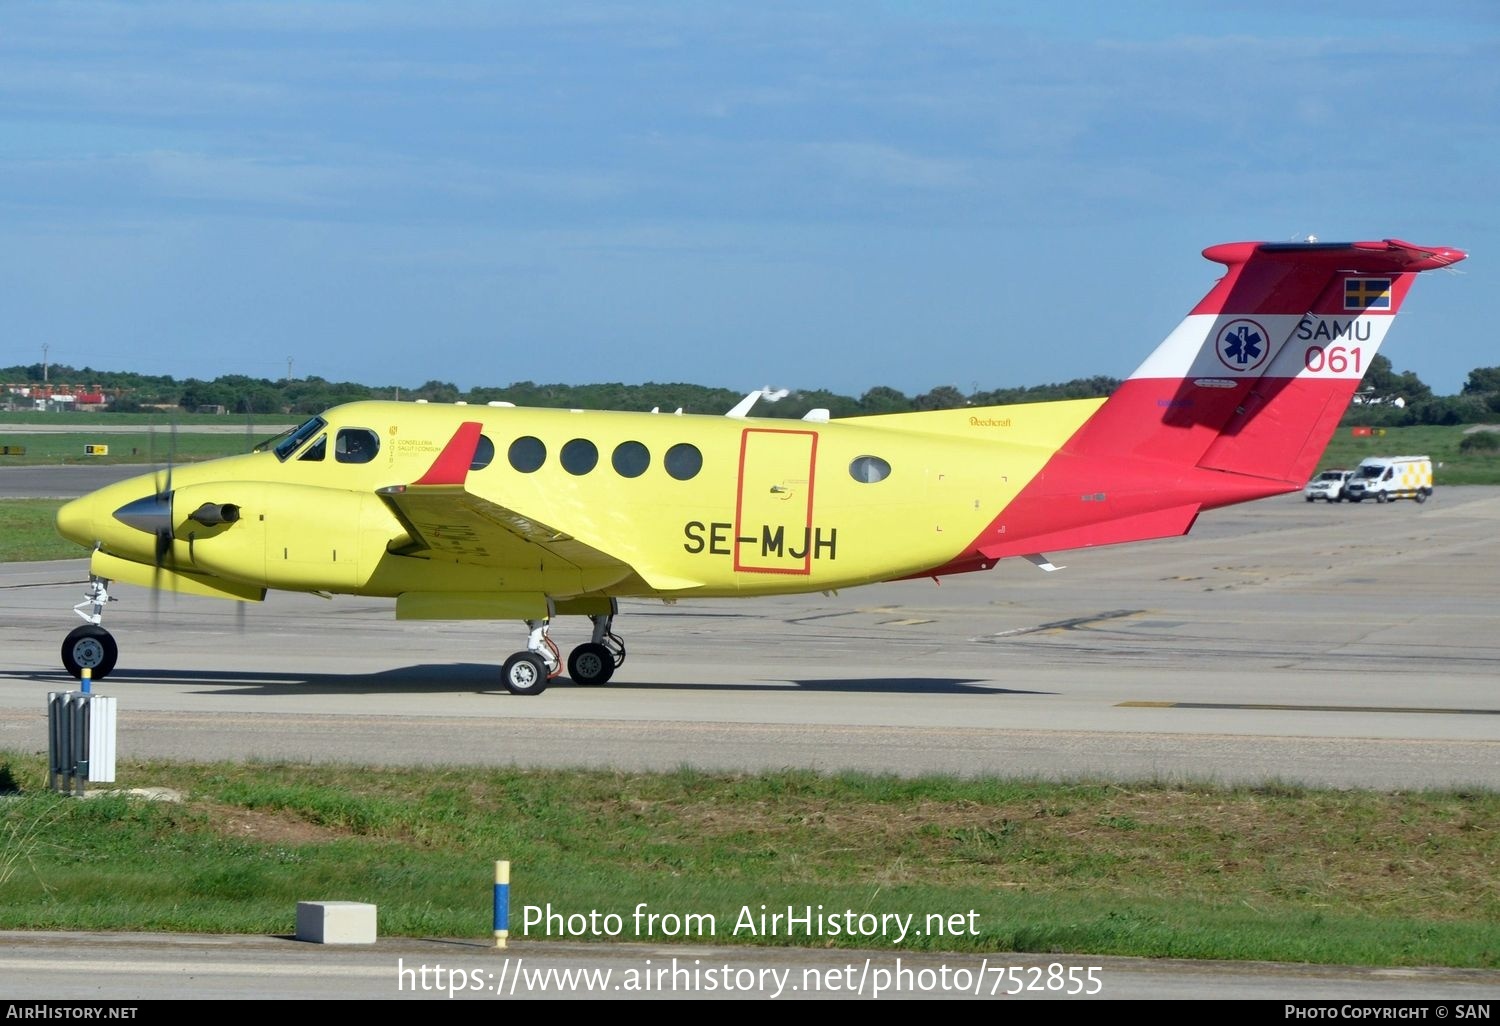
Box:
(147, 419, 178, 618)
(162, 421, 176, 498)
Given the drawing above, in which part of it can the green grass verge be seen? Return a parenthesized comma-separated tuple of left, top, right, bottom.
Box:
(0, 432, 265, 466)
(1318, 425, 1500, 485)
(0, 500, 75, 561)
(0, 411, 292, 427)
(1, 754, 1496, 966)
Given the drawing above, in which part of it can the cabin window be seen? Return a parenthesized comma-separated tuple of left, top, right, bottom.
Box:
(335, 428, 380, 464)
(509, 436, 546, 473)
(612, 440, 650, 478)
(561, 438, 599, 476)
(664, 442, 703, 481)
(849, 455, 891, 483)
(471, 434, 495, 471)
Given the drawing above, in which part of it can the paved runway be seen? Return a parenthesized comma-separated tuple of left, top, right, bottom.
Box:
(3, 484, 1498, 789)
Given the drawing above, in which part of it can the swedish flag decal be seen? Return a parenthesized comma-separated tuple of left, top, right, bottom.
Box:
(1345, 277, 1392, 311)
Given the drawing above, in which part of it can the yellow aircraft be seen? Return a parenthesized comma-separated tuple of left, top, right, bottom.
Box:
(54, 238, 1466, 694)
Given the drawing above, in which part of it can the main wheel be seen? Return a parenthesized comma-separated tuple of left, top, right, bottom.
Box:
(62, 625, 117, 680)
(500, 652, 549, 696)
(1376, 491, 1389, 503)
(1415, 490, 1429, 504)
(568, 643, 615, 686)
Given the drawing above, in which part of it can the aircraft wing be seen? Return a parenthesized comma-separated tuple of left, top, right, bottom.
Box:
(377, 481, 629, 576)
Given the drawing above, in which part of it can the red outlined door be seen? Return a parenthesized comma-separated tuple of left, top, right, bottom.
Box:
(734, 427, 818, 574)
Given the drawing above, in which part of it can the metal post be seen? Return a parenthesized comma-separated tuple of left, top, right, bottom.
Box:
(47, 692, 62, 793)
(71, 694, 88, 796)
(493, 861, 510, 948)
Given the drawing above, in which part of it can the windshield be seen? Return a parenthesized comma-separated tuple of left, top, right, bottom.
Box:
(1358, 466, 1384, 479)
(265, 416, 328, 461)
(1318, 472, 1343, 481)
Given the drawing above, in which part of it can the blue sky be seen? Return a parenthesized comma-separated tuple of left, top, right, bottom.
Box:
(2, 1, 1495, 399)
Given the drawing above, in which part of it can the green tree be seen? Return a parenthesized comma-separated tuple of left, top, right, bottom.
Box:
(1462, 367, 1500, 396)
(1358, 355, 1431, 405)
(857, 386, 911, 415)
(913, 385, 967, 411)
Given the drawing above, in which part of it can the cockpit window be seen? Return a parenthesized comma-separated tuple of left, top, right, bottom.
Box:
(271, 416, 327, 461)
(299, 435, 327, 461)
(335, 428, 380, 464)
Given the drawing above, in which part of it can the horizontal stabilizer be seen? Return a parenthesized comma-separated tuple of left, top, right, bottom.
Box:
(982, 504, 1202, 560)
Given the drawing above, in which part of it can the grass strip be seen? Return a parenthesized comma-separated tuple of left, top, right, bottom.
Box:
(1, 754, 1495, 967)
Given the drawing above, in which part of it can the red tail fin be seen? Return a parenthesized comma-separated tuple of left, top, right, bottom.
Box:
(980, 238, 1465, 560)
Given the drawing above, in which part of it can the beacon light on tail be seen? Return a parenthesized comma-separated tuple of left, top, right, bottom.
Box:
(54, 238, 1466, 694)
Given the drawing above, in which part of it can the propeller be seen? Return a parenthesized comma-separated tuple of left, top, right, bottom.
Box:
(116, 417, 253, 633)
(110, 421, 177, 574)
(148, 421, 178, 616)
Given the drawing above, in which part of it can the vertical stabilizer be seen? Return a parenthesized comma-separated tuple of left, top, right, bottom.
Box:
(977, 238, 1464, 561)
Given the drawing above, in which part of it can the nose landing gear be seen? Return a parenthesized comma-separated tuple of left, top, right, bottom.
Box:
(62, 577, 118, 680)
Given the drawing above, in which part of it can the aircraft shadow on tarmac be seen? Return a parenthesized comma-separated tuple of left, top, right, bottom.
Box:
(10, 665, 1051, 697)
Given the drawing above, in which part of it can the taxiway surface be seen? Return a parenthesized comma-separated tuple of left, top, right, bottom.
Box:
(3, 484, 1497, 789)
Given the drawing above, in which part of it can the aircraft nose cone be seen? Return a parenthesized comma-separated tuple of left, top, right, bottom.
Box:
(56, 496, 97, 546)
(113, 493, 173, 537)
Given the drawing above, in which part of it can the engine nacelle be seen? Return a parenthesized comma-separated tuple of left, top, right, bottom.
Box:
(171, 481, 400, 592)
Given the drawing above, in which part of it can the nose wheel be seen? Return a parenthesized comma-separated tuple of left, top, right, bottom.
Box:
(62, 624, 118, 680)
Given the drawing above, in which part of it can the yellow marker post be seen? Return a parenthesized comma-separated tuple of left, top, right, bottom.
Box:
(493, 860, 510, 948)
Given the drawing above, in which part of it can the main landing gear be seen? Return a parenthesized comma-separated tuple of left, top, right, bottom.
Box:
(62, 577, 119, 680)
(499, 601, 627, 696)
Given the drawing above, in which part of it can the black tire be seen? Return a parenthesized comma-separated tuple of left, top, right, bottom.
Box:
(500, 652, 549, 696)
(61, 625, 117, 680)
(1305, 496, 1315, 503)
(1376, 492, 1389, 503)
(568, 643, 615, 686)
(1415, 490, 1429, 504)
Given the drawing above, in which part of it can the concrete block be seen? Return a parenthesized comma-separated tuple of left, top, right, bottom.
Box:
(296, 901, 378, 944)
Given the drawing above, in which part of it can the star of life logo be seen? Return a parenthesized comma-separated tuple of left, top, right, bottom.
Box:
(1214, 318, 1270, 372)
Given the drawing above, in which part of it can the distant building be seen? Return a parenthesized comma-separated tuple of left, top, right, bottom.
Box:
(3, 383, 111, 411)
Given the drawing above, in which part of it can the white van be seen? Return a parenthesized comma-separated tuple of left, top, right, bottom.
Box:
(1343, 455, 1434, 504)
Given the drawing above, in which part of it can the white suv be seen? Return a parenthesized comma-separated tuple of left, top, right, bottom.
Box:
(1304, 469, 1353, 502)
